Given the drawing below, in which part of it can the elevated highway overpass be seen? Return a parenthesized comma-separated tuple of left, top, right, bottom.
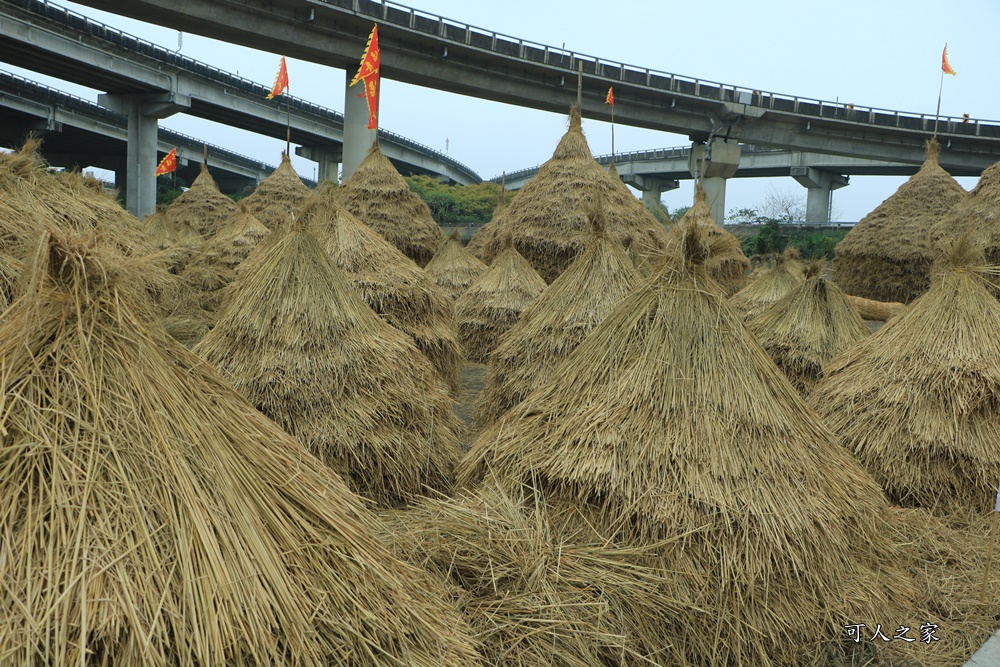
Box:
(0, 70, 318, 194)
(66, 0, 1000, 222)
(0, 0, 479, 215)
(495, 143, 983, 221)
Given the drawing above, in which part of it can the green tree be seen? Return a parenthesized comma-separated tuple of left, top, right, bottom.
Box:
(741, 219, 787, 256)
(405, 175, 509, 225)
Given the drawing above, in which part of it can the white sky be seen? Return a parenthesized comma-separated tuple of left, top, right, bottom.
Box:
(7, 0, 1000, 221)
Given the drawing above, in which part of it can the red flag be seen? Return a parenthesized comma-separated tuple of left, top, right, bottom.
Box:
(941, 44, 956, 76)
(350, 25, 380, 130)
(267, 56, 289, 99)
(605, 87, 615, 108)
(154, 147, 177, 176)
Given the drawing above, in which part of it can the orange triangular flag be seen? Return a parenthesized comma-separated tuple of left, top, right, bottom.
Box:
(350, 25, 380, 130)
(605, 87, 615, 107)
(154, 147, 177, 176)
(942, 44, 957, 76)
(267, 56, 289, 99)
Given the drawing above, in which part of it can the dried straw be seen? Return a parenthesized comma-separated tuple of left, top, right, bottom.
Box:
(466, 106, 668, 283)
(333, 143, 445, 267)
(835, 139, 966, 303)
(844, 293, 907, 322)
(659, 188, 750, 295)
(728, 250, 804, 320)
(424, 228, 487, 300)
(0, 228, 482, 666)
(748, 262, 870, 396)
(163, 162, 237, 237)
(455, 236, 546, 364)
(242, 152, 312, 229)
(459, 219, 918, 666)
(474, 205, 639, 428)
(809, 235, 1000, 513)
(380, 483, 687, 666)
(195, 221, 462, 508)
(143, 205, 203, 274)
(300, 184, 463, 394)
(159, 201, 271, 347)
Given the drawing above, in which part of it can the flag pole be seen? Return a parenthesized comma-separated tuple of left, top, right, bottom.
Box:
(285, 84, 292, 158)
(576, 61, 583, 109)
(933, 68, 944, 138)
(611, 101, 615, 160)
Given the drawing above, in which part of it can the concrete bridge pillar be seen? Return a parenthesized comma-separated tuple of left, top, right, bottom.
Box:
(342, 70, 377, 181)
(791, 167, 848, 223)
(296, 144, 342, 183)
(98, 92, 188, 219)
(688, 140, 740, 224)
(622, 174, 680, 208)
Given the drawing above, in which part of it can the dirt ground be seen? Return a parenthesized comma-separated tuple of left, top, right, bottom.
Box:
(455, 362, 487, 450)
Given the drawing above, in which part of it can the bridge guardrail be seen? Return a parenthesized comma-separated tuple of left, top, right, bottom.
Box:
(0, 69, 286, 174)
(10, 0, 480, 181)
(316, 0, 1000, 140)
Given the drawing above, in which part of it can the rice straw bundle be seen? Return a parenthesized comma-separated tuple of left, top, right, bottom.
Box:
(466, 106, 668, 283)
(333, 143, 445, 267)
(455, 236, 546, 364)
(143, 204, 203, 274)
(809, 235, 1000, 513)
(728, 249, 804, 320)
(163, 162, 237, 237)
(835, 139, 966, 303)
(659, 188, 750, 295)
(929, 157, 1000, 296)
(381, 484, 686, 666)
(301, 185, 462, 395)
(423, 228, 487, 300)
(844, 293, 907, 322)
(0, 228, 482, 667)
(195, 221, 462, 508)
(748, 262, 870, 396)
(242, 152, 312, 229)
(475, 206, 639, 428)
(159, 202, 271, 347)
(459, 220, 918, 666)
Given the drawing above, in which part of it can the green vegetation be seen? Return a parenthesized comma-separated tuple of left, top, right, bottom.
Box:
(735, 220, 847, 260)
(155, 173, 189, 206)
(405, 175, 512, 225)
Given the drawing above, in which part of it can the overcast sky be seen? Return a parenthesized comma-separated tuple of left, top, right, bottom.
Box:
(7, 0, 1000, 221)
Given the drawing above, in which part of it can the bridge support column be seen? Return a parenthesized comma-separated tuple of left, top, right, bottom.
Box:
(791, 167, 848, 223)
(98, 92, 189, 219)
(619, 173, 680, 208)
(296, 144, 342, 183)
(341, 70, 377, 181)
(688, 140, 741, 224)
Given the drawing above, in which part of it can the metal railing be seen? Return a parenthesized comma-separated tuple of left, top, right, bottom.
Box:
(7, 0, 479, 180)
(315, 0, 1000, 139)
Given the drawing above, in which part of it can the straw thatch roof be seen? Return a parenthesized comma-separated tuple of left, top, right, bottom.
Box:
(300, 185, 463, 394)
(809, 237, 1000, 512)
(660, 188, 749, 295)
(455, 240, 546, 364)
(835, 139, 966, 303)
(242, 152, 312, 229)
(0, 228, 482, 667)
(423, 228, 487, 300)
(195, 222, 462, 508)
(458, 220, 917, 666)
(333, 143, 445, 267)
(381, 483, 685, 666)
(474, 209, 639, 428)
(465, 106, 668, 283)
(163, 162, 238, 237)
(748, 263, 870, 396)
